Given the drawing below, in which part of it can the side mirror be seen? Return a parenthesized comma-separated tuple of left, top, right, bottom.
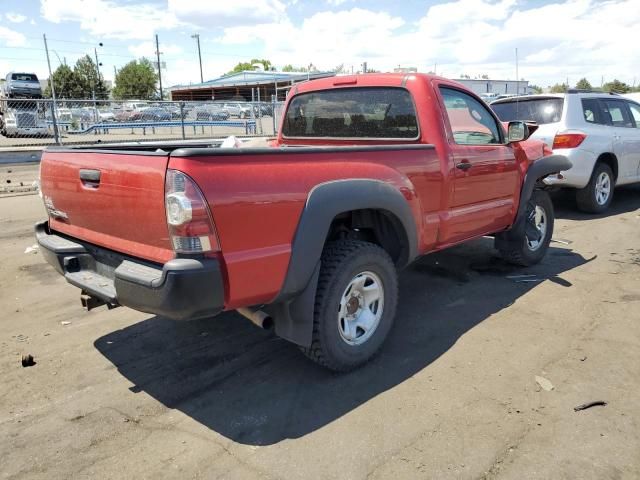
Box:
(507, 121, 529, 142)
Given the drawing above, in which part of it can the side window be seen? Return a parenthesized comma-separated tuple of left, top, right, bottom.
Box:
(627, 102, 640, 128)
(601, 99, 635, 128)
(582, 98, 599, 124)
(439, 87, 501, 145)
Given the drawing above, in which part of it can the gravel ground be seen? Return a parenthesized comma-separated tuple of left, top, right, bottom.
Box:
(1, 180, 639, 479)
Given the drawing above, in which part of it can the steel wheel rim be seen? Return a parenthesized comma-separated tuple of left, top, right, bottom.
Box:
(338, 271, 384, 346)
(526, 205, 547, 251)
(595, 172, 611, 205)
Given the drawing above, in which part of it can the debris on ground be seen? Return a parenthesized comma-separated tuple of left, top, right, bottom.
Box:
(24, 244, 39, 254)
(551, 238, 573, 245)
(60, 321, 72, 326)
(21, 354, 36, 367)
(535, 375, 554, 391)
(574, 400, 607, 412)
(580, 356, 587, 361)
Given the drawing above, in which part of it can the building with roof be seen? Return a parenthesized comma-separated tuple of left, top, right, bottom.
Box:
(169, 70, 336, 102)
(453, 79, 532, 95)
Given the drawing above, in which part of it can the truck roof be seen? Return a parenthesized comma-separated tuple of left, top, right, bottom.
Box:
(293, 73, 464, 94)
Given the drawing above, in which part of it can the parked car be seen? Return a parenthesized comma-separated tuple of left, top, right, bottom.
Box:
(194, 105, 231, 121)
(4, 72, 42, 98)
(97, 109, 115, 122)
(36, 74, 569, 371)
(492, 91, 640, 212)
(221, 102, 252, 118)
(130, 107, 171, 122)
(253, 103, 273, 116)
(71, 108, 93, 123)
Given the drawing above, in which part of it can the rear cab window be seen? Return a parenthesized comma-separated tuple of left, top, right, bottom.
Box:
(11, 73, 38, 82)
(282, 87, 419, 139)
(492, 97, 564, 124)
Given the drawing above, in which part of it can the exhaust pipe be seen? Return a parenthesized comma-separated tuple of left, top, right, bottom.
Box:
(237, 307, 274, 330)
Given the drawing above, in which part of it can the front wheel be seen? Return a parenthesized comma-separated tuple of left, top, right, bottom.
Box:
(300, 240, 398, 372)
(497, 190, 554, 267)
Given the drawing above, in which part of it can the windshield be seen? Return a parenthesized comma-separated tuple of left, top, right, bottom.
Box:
(11, 73, 39, 82)
(282, 87, 419, 139)
(492, 97, 564, 124)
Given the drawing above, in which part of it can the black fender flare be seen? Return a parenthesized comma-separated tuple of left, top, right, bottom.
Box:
(265, 179, 419, 346)
(499, 154, 571, 242)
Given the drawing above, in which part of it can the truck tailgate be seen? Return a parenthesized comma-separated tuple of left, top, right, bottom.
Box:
(39, 149, 173, 264)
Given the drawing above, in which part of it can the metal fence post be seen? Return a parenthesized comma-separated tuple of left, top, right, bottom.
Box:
(272, 97, 277, 135)
(49, 100, 61, 145)
(180, 102, 186, 139)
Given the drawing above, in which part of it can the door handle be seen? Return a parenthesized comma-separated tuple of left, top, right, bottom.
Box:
(456, 162, 472, 171)
(79, 169, 101, 187)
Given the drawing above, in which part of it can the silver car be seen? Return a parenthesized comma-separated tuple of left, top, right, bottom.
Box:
(492, 92, 640, 212)
(222, 102, 252, 119)
(5, 72, 42, 98)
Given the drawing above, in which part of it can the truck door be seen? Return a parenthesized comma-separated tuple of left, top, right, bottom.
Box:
(438, 86, 520, 243)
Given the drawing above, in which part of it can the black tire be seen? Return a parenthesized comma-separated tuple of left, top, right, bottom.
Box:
(300, 240, 398, 372)
(498, 190, 554, 267)
(575, 163, 614, 213)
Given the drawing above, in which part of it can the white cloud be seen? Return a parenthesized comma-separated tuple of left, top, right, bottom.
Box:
(168, 0, 286, 28)
(40, 0, 180, 40)
(218, 0, 640, 87)
(220, 8, 405, 67)
(6, 12, 27, 23)
(0, 26, 26, 47)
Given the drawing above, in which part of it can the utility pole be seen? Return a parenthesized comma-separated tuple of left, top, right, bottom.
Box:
(43, 34, 60, 144)
(155, 34, 163, 100)
(515, 47, 519, 94)
(113, 66, 117, 81)
(94, 48, 101, 77)
(191, 34, 203, 83)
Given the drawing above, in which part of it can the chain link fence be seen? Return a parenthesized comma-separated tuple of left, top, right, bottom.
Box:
(0, 98, 285, 148)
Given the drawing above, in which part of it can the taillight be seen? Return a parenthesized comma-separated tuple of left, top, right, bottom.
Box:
(165, 169, 220, 254)
(553, 132, 586, 149)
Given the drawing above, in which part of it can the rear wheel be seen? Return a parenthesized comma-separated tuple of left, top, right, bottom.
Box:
(576, 163, 614, 213)
(497, 190, 554, 266)
(300, 240, 398, 372)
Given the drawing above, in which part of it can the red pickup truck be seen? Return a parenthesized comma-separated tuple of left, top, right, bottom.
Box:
(36, 74, 570, 371)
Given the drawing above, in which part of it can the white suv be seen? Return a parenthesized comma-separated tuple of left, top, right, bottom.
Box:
(492, 92, 640, 213)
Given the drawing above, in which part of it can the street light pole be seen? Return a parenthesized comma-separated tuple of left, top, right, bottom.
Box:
(43, 34, 60, 144)
(155, 34, 164, 100)
(191, 34, 203, 83)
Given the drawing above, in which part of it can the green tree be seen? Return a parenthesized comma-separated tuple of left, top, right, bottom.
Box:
(74, 55, 109, 99)
(229, 58, 273, 74)
(602, 79, 631, 93)
(112, 58, 158, 100)
(529, 84, 543, 94)
(282, 64, 310, 72)
(575, 77, 592, 90)
(549, 82, 568, 93)
(43, 64, 80, 99)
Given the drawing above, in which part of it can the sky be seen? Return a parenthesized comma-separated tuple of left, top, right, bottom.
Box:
(0, 0, 638, 89)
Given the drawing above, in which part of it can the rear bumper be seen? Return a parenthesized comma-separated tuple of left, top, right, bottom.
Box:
(543, 148, 597, 189)
(35, 221, 225, 320)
